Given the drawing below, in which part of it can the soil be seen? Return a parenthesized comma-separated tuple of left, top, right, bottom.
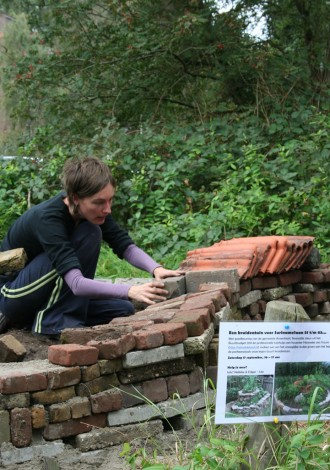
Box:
(0, 328, 200, 469)
(2, 327, 57, 361)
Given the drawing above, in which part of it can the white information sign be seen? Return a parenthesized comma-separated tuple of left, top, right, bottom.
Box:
(215, 322, 330, 424)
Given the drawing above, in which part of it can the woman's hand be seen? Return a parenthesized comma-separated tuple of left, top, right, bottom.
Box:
(128, 281, 168, 305)
(153, 266, 185, 280)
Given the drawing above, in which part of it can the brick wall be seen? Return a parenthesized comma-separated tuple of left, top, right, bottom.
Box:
(0, 265, 329, 452)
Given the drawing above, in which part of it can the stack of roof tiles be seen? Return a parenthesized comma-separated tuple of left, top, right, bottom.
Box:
(180, 236, 315, 280)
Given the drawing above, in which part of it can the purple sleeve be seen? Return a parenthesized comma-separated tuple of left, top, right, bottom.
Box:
(123, 244, 161, 274)
(64, 269, 130, 299)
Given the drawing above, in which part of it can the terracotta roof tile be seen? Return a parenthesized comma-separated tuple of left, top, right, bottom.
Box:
(180, 236, 314, 279)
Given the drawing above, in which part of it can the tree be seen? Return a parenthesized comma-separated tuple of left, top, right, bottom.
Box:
(0, 0, 255, 146)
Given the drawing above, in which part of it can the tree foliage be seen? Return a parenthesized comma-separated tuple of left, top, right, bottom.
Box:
(0, 0, 329, 262)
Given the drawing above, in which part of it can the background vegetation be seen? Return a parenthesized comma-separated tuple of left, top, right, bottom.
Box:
(0, 0, 329, 266)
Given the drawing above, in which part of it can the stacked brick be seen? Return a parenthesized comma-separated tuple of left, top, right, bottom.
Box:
(1, 263, 330, 453)
(0, 284, 231, 449)
(238, 265, 330, 321)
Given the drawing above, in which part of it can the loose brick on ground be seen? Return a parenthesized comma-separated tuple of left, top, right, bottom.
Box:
(0, 335, 27, 362)
(48, 344, 99, 366)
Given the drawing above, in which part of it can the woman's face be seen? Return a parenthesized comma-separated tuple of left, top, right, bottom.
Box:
(74, 183, 115, 225)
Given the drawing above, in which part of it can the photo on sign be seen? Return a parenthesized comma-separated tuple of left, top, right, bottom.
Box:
(225, 374, 274, 418)
(273, 361, 330, 416)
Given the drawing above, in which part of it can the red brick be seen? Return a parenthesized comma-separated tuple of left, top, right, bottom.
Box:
(145, 295, 187, 310)
(320, 302, 330, 314)
(205, 366, 218, 387)
(68, 397, 91, 419)
(189, 367, 203, 394)
(75, 375, 119, 396)
(170, 308, 210, 336)
(60, 324, 132, 345)
(229, 292, 240, 306)
(132, 329, 164, 350)
(0, 373, 27, 394)
(134, 309, 177, 323)
(48, 367, 81, 389)
(43, 414, 107, 440)
(240, 280, 251, 296)
(257, 300, 267, 313)
(31, 405, 46, 429)
(110, 317, 154, 329)
(301, 271, 325, 284)
(181, 295, 215, 315)
(191, 290, 228, 310)
(31, 387, 76, 405)
(142, 378, 168, 403)
(167, 374, 190, 398)
(313, 290, 328, 303)
(147, 323, 188, 345)
(120, 384, 144, 408)
(294, 292, 313, 307)
(48, 344, 99, 366)
(26, 372, 48, 392)
(49, 403, 71, 423)
(10, 408, 32, 447)
(90, 389, 122, 414)
(81, 363, 101, 382)
(120, 333, 136, 355)
(252, 276, 278, 290)
(88, 334, 135, 359)
(198, 282, 232, 301)
(278, 270, 302, 287)
(305, 304, 319, 318)
(246, 302, 259, 317)
(281, 295, 297, 303)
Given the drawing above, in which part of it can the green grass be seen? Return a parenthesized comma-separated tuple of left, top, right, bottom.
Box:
(96, 243, 182, 280)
